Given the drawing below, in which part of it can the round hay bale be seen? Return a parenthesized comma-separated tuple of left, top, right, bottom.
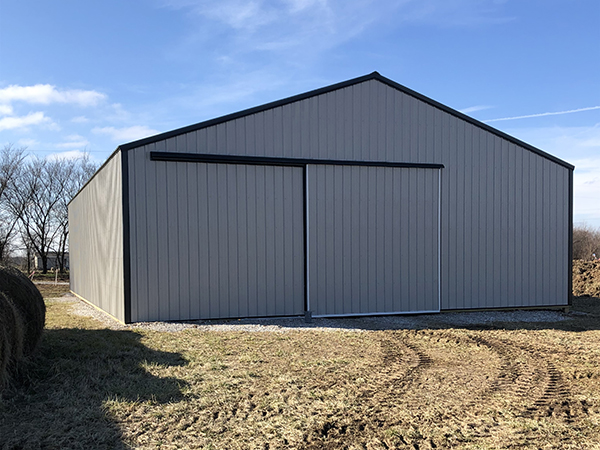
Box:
(0, 266, 45, 356)
(0, 291, 25, 388)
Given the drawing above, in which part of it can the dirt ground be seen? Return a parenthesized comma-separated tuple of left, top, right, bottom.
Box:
(573, 259, 600, 297)
(0, 264, 599, 449)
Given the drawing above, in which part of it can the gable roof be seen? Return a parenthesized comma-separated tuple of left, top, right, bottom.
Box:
(118, 71, 573, 170)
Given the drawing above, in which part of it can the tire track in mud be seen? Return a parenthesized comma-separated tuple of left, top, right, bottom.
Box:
(300, 330, 586, 449)
(376, 332, 434, 396)
(465, 334, 574, 420)
(301, 329, 505, 448)
(300, 331, 432, 449)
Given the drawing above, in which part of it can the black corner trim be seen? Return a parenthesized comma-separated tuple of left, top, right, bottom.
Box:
(302, 165, 308, 313)
(568, 169, 573, 306)
(149, 152, 445, 169)
(121, 150, 132, 323)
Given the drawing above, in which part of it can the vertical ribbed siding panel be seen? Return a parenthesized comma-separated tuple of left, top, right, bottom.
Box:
(69, 152, 124, 321)
(130, 143, 149, 322)
(469, 127, 481, 307)
(507, 143, 518, 306)
(129, 162, 304, 321)
(308, 165, 439, 316)
(188, 160, 201, 319)
(124, 77, 570, 316)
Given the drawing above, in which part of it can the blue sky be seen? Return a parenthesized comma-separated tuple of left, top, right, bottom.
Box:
(1, 0, 599, 226)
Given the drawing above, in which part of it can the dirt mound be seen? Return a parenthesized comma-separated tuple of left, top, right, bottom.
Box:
(573, 259, 600, 297)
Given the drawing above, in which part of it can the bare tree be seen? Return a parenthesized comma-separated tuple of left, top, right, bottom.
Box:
(0, 144, 26, 262)
(52, 155, 97, 272)
(8, 158, 64, 273)
(573, 223, 600, 260)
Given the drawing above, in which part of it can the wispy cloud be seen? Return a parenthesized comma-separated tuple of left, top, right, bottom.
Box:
(71, 116, 90, 123)
(485, 106, 600, 123)
(17, 138, 39, 148)
(572, 156, 600, 225)
(92, 125, 160, 143)
(0, 104, 13, 116)
(0, 112, 53, 131)
(46, 150, 92, 161)
(55, 134, 90, 149)
(0, 84, 106, 107)
(459, 105, 493, 114)
(157, 0, 515, 108)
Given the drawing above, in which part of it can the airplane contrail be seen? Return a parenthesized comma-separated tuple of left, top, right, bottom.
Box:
(484, 106, 600, 123)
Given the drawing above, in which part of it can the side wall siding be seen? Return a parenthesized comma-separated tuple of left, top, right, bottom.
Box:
(127, 79, 570, 314)
(69, 152, 125, 321)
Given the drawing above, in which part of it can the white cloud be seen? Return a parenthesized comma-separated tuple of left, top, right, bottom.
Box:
(71, 116, 90, 123)
(164, 0, 279, 30)
(0, 104, 13, 116)
(92, 125, 160, 143)
(0, 112, 52, 131)
(0, 84, 106, 107)
(55, 134, 90, 149)
(17, 138, 39, 148)
(56, 134, 90, 148)
(157, 0, 515, 89)
(572, 157, 600, 226)
(46, 150, 91, 161)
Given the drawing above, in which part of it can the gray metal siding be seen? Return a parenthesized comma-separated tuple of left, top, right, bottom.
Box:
(308, 165, 440, 316)
(126, 78, 570, 314)
(69, 152, 124, 321)
(128, 161, 304, 322)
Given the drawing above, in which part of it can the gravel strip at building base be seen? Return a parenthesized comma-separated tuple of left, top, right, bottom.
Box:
(50, 293, 572, 333)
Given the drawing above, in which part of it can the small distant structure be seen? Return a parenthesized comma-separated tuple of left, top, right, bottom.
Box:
(34, 252, 69, 271)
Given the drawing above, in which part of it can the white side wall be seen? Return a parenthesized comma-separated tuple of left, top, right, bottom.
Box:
(69, 152, 124, 321)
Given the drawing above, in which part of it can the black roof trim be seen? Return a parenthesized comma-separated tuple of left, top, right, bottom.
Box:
(118, 72, 378, 152)
(150, 151, 445, 169)
(371, 74, 574, 170)
(116, 71, 573, 170)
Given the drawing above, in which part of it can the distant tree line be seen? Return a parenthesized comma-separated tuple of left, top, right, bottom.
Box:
(0, 144, 97, 273)
(573, 223, 600, 261)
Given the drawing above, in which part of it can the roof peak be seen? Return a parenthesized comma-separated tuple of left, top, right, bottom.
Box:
(117, 72, 572, 171)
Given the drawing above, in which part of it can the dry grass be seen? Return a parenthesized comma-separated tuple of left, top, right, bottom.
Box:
(33, 282, 71, 299)
(1, 292, 600, 449)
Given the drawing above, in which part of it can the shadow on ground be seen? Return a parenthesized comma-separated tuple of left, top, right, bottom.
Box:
(0, 328, 187, 449)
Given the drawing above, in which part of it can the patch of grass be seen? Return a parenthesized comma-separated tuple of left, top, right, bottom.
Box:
(30, 272, 70, 283)
(35, 283, 71, 299)
(1, 297, 600, 449)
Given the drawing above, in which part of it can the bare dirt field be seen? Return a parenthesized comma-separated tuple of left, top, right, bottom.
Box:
(0, 266, 599, 449)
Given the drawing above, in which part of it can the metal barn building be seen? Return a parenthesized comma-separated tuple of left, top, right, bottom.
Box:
(69, 72, 574, 324)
